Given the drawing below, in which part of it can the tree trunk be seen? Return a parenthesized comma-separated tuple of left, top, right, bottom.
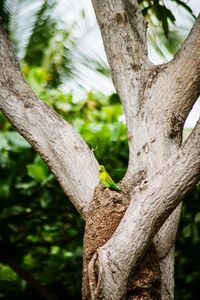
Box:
(83, 186, 162, 299)
(86, 1, 200, 298)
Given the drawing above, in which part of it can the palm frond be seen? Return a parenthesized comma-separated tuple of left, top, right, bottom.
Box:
(0, 0, 196, 95)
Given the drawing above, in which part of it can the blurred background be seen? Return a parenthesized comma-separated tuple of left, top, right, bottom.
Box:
(0, 0, 199, 299)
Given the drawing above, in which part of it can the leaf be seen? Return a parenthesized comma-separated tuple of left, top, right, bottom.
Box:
(26, 155, 49, 182)
(0, 264, 18, 281)
(109, 93, 120, 104)
(2, 205, 25, 217)
(27, 164, 47, 182)
(5, 132, 31, 149)
(0, 133, 9, 150)
(15, 181, 37, 190)
(0, 180, 10, 198)
(153, 4, 176, 37)
(39, 190, 53, 207)
(192, 224, 199, 244)
(182, 224, 191, 238)
(194, 212, 200, 223)
(172, 0, 196, 19)
(142, 6, 151, 17)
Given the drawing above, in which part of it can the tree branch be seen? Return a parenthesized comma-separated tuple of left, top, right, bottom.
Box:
(92, 1, 152, 122)
(0, 23, 99, 219)
(154, 204, 182, 299)
(148, 14, 200, 126)
(92, 0, 155, 181)
(89, 120, 200, 299)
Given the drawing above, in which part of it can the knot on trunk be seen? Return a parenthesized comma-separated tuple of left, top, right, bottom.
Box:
(169, 112, 184, 139)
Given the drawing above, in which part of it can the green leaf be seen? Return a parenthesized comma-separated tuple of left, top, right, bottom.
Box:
(182, 224, 191, 238)
(172, 0, 196, 19)
(142, 6, 151, 17)
(2, 205, 25, 217)
(15, 181, 37, 190)
(0, 133, 9, 150)
(39, 190, 53, 208)
(194, 212, 200, 223)
(5, 132, 31, 149)
(109, 93, 120, 104)
(0, 180, 10, 198)
(192, 224, 199, 244)
(153, 4, 176, 37)
(0, 264, 18, 281)
(27, 164, 47, 182)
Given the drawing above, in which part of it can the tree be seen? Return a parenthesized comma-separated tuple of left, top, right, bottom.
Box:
(0, 1, 199, 299)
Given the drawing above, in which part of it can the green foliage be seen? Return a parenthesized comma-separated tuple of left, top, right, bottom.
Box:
(23, 0, 74, 87)
(27, 156, 50, 183)
(0, 0, 113, 93)
(139, 0, 196, 60)
(21, 63, 128, 180)
(175, 184, 200, 300)
(0, 263, 26, 297)
(0, 137, 84, 298)
(140, 0, 195, 37)
(0, 0, 196, 89)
